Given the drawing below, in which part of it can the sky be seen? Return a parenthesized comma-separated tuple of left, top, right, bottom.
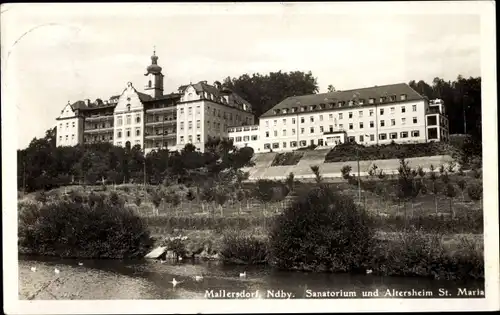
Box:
(1, 3, 487, 149)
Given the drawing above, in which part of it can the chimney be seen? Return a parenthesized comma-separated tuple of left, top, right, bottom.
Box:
(84, 99, 91, 106)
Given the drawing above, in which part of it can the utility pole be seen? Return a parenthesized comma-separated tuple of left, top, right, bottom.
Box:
(143, 150, 146, 189)
(23, 160, 26, 192)
(463, 101, 467, 134)
(357, 144, 361, 203)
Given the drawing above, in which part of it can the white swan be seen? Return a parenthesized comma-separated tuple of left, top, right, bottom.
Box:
(366, 269, 373, 274)
(194, 275, 204, 282)
(78, 262, 83, 266)
(54, 268, 60, 274)
(30, 267, 37, 272)
(239, 271, 246, 278)
(169, 278, 183, 287)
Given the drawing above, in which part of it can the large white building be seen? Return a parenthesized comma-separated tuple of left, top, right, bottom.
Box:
(56, 51, 448, 154)
(228, 83, 449, 153)
(55, 51, 254, 153)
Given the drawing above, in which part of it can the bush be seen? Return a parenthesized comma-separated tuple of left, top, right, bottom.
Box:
(268, 186, 374, 272)
(467, 182, 483, 201)
(221, 230, 268, 264)
(368, 229, 483, 280)
(18, 196, 154, 259)
(341, 165, 352, 179)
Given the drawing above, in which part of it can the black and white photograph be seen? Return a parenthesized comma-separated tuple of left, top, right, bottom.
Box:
(2, 2, 498, 314)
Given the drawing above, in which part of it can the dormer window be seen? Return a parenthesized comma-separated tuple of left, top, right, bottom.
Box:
(401, 94, 407, 101)
(369, 98, 375, 104)
(300, 106, 306, 112)
(274, 109, 281, 115)
(309, 105, 315, 110)
(319, 103, 325, 109)
(283, 108, 288, 114)
(348, 100, 354, 106)
(292, 107, 297, 113)
(338, 101, 344, 107)
(329, 103, 335, 108)
(380, 97, 386, 103)
(359, 99, 365, 105)
(390, 95, 396, 101)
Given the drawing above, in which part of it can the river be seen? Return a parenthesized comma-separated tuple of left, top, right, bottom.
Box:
(19, 256, 484, 300)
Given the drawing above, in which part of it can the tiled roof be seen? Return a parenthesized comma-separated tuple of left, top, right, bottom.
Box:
(137, 92, 153, 102)
(260, 83, 424, 118)
(144, 93, 182, 102)
(179, 81, 222, 97)
(70, 101, 87, 110)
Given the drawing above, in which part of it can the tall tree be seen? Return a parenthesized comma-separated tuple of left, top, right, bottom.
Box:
(327, 85, 336, 93)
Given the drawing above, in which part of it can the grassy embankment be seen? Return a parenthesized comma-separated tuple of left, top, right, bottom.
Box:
(18, 165, 483, 280)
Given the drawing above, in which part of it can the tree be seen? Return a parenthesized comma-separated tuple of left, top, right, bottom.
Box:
(444, 183, 457, 218)
(310, 165, 322, 184)
(396, 158, 422, 226)
(285, 172, 295, 193)
(327, 85, 336, 93)
(429, 170, 440, 214)
(456, 179, 467, 202)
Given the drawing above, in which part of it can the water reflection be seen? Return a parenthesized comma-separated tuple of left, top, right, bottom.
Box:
(19, 256, 484, 300)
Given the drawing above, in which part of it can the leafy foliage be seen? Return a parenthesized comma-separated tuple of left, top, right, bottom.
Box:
(268, 186, 374, 272)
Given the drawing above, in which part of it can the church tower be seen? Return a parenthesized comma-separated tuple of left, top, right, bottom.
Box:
(144, 48, 164, 99)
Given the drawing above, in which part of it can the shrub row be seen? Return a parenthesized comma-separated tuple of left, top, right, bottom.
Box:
(18, 194, 153, 259)
(271, 152, 304, 166)
(325, 142, 449, 163)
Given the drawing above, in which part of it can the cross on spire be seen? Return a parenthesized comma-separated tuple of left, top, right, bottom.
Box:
(153, 45, 156, 56)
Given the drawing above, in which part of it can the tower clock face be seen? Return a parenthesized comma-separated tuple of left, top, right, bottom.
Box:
(127, 97, 131, 102)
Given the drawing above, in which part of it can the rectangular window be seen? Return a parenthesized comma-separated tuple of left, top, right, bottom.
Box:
(196, 120, 201, 129)
(188, 107, 192, 115)
(391, 119, 396, 126)
(301, 128, 305, 134)
(283, 119, 286, 125)
(126, 115, 131, 125)
(380, 109, 384, 115)
(126, 129, 131, 137)
(400, 131, 409, 138)
(370, 134, 375, 141)
(71, 134, 75, 139)
(243, 136, 250, 141)
(427, 116, 437, 126)
(428, 128, 438, 139)
(370, 121, 374, 128)
(379, 133, 387, 140)
(349, 123, 353, 130)
(413, 117, 418, 124)
(380, 120, 385, 127)
(180, 136, 184, 143)
(339, 113, 343, 119)
(310, 127, 314, 133)
(369, 110, 374, 117)
(136, 115, 141, 124)
(359, 122, 364, 129)
(180, 122, 184, 130)
(292, 129, 296, 135)
(348, 136, 355, 143)
(299, 140, 307, 147)
(310, 116, 314, 123)
(390, 132, 398, 139)
(188, 135, 192, 143)
(301, 117, 305, 123)
(401, 94, 407, 101)
(272, 143, 279, 149)
(359, 135, 364, 142)
(274, 120, 277, 126)
(319, 115, 323, 121)
(283, 142, 287, 148)
(283, 129, 287, 136)
(72, 122, 75, 128)
(135, 128, 140, 136)
(329, 114, 333, 120)
(118, 131, 122, 138)
(320, 126, 324, 133)
(339, 124, 343, 129)
(290, 141, 297, 148)
(292, 118, 296, 124)
(180, 108, 184, 115)
(348, 112, 353, 119)
(188, 121, 193, 130)
(402, 118, 406, 125)
(264, 143, 271, 150)
(390, 107, 395, 114)
(401, 106, 406, 113)
(236, 136, 242, 142)
(266, 121, 269, 127)
(266, 131, 269, 138)
(274, 130, 278, 137)
(66, 123, 69, 128)
(358, 111, 363, 118)
(369, 98, 375, 104)
(412, 105, 417, 112)
(251, 135, 258, 141)
(196, 106, 200, 115)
